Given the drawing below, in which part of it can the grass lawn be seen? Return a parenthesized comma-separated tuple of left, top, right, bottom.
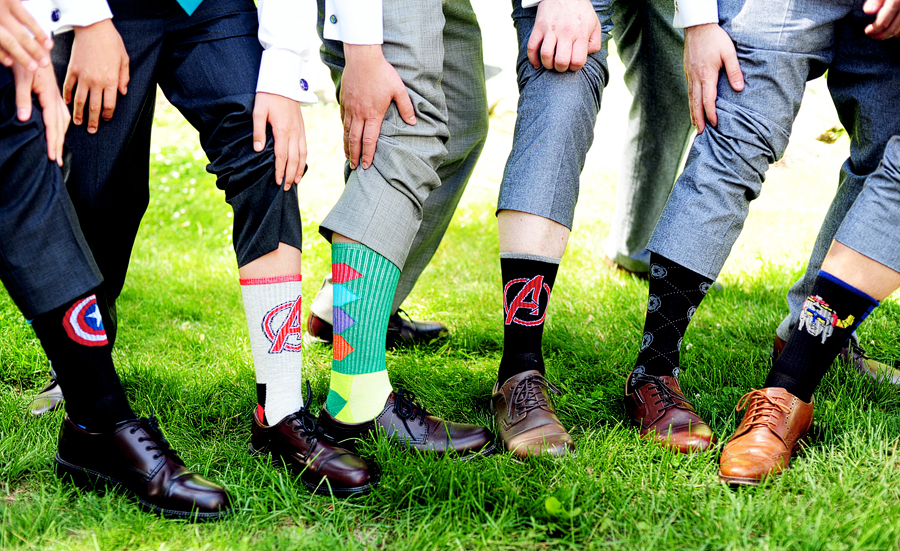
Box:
(2, 87, 900, 550)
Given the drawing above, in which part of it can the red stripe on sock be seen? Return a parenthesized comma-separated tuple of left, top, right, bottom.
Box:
(240, 274, 302, 286)
(332, 263, 363, 284)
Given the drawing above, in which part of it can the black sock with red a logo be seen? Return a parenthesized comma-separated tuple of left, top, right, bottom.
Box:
(31, 288, 134, 431)
(498, 253, 559, 385)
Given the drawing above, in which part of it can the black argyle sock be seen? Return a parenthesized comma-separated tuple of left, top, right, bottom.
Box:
(765, 271, 879, 402)
(497, 253, 559, 384)
(31, 288, 134, 431)
(634, 253, 713, 380)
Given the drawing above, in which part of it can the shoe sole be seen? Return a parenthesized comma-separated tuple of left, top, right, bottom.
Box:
(717, 472, 762, 486)
(247, 443, 378, 498)
(55, 454, 230, 520)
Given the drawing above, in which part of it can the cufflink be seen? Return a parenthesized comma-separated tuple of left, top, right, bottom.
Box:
(300, 79, 309, 92)
(51, 9, 61, 22)
(330, 14, 337, 24)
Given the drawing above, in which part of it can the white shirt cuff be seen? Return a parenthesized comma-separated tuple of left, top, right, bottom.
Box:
(673, 0, 718, 29)
(257, 48, 318, 105)
(323, 0, 383, 45)
(23, 0, 113, 35)
(521, 0, 543, 7)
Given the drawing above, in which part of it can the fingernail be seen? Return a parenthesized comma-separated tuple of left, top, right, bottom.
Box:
(27, 61, 37, 71)
(17, 108, 27, 120)
(40, 57, 50, 67)
(88, 127, 96, 134)
(254, 141, 263, 151)
(362, 162, 369, 170)
(123, 86, 127, 94)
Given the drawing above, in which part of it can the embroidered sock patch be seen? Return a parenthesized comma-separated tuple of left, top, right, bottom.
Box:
(31, 288, 134, 431)
(325, 243, 398, 423)
(766, 270, 879, 402)
(497, 253, 560, 384)
(633, 253, 713, 383)
(241, 274, 304, 425)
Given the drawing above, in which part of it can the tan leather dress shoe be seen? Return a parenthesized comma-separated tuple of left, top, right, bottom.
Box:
(719, 387, 813, 485)
(624, 370, 715, 453)
(492, 370, 575, 458)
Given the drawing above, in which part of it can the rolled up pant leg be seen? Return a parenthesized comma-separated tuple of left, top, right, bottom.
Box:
(834, 136, 900, 272)
(648, 0, 850, 279)
(0, 70, 102, 320)
(605, 0, 693, 273)
(318, 0, 449, 270)
(497, 0, 611, 227)
(775, 10, 900, 340)
(391, 0, 488, 312)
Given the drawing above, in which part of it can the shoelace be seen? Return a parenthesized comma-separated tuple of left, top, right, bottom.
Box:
(130, 413, 182, 462)
(735, 389, 791, 431)
(286, 380, 322, 445)
(508, 373, 560, 416)
(393, 387, 428, 427)
(630, 372, 693, 409)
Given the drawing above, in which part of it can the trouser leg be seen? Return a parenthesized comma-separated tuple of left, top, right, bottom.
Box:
(604, 0, 694, 273)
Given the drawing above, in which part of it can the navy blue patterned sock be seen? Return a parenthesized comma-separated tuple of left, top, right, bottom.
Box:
(765, 271, 879, 402)
(634, 253, 713, 380)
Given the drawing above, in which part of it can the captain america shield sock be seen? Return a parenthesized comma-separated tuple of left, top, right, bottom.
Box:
(766, 271, 879, 402)
(633, 253, 713, 383)
(30, 288, 134, 431)
(240, 274, 304, 425)
(497, 253, 560, 385)
(325, 243, 398, 423)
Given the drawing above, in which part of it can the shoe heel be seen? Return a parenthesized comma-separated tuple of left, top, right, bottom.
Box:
(54, 455, 111, 491)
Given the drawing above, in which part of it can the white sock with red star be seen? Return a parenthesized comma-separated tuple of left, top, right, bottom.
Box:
(240, 275, 303, 425)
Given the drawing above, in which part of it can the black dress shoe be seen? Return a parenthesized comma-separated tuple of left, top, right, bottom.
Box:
(249, 383, 378, 497)
(317, 387, 496, 457)
(306, 309, 448, 349)
(55, 415, 231, 520)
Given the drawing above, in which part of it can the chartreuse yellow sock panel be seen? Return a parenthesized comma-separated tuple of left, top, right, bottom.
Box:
(325, 243, 399, 422)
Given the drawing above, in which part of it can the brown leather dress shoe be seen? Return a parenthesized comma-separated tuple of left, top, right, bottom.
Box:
(55, 415, 230, 519)
(492, 370, 574, 458)
(249, 398, 377, 497)
(306, 310, 448, 349)
(624, 370, 715, 453)
(719, 387, 813, 485)
(317, 388, 495, 457)
(774, 335, 900, 386)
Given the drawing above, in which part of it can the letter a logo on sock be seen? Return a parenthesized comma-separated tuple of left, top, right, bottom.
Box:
(504, 276, 551, 326)
(62, 295, 108, 347)
(262, 296, 304, 353)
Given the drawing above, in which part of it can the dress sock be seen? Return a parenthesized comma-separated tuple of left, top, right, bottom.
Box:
(633, 253, 713, 380)
(241, 274, 304, 425)
(766, 271, 879, 402)
(30, 288, 134, 431)
(497, 253, 559, 384)
(325, 243, 399, 423)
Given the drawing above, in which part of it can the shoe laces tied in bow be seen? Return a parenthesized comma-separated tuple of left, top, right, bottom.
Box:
(286, 380, 322, 445)
(736, 389, 791, 431)
(509, 373, 561, 416)
(631, 372, 693, 409)
(393, 387, 428, 427)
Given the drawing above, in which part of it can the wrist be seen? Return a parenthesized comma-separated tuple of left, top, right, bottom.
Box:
(344, 44, 384, 65)
(74, 18, 114, 37)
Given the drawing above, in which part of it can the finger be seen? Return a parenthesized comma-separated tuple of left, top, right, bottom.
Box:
(41, 93, 58, 162)
(87, 86, 103, 133)
(252, 104, 267, 152)
(394, 87, 416, 126)
(283, 135, 301, 189)
(295, 145, 308, 185)
(587, 24, 603, 54)
(102, 82, 118, 121)
(701, 72, 718, 128)
(554, 37, 573, 72)
(272, 124, 287, 185)
(342, 114, 351, 160)
(863, 0, 885, 14)
(360, 116, 382, 170)
(527, 26, 545, 69)
(540, 33, 556, 70)
(0, 48, 13, 67)
(0, 28, 38, 71)
(14, 70, 32, 121)
(119, 56, 130, 95)
(10, 25, 50, 68)
(722, 49, 745, 91)
(57, 98, 69, 165)
(870, 3, 900, 37)
(690, 78, 705, 133)
(72, 80, 88, 125)
(570, 37, 588, 72)
(10, 1, 54, 52)
(347, 116, 365, 170)
(63, 69, 76, 104)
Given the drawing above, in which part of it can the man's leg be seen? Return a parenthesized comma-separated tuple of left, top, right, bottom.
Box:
(156, 0, 375, 496)
(720, 136, 900, 485)
(313, 0, 492, 456)
(604, 0, 694, 275)
(0, 68, 230, 518)
(773, 8, 900, 384)
(306, 0, 489, 348)
(490, 0, 611, 458)
(629, 0, 853, 451)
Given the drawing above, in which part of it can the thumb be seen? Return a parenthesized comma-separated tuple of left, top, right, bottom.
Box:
(252, 102, 268, 152)
(587, 23, 603, 54)
(722, 49, 744, 92)
(394, 87, 416, 126)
